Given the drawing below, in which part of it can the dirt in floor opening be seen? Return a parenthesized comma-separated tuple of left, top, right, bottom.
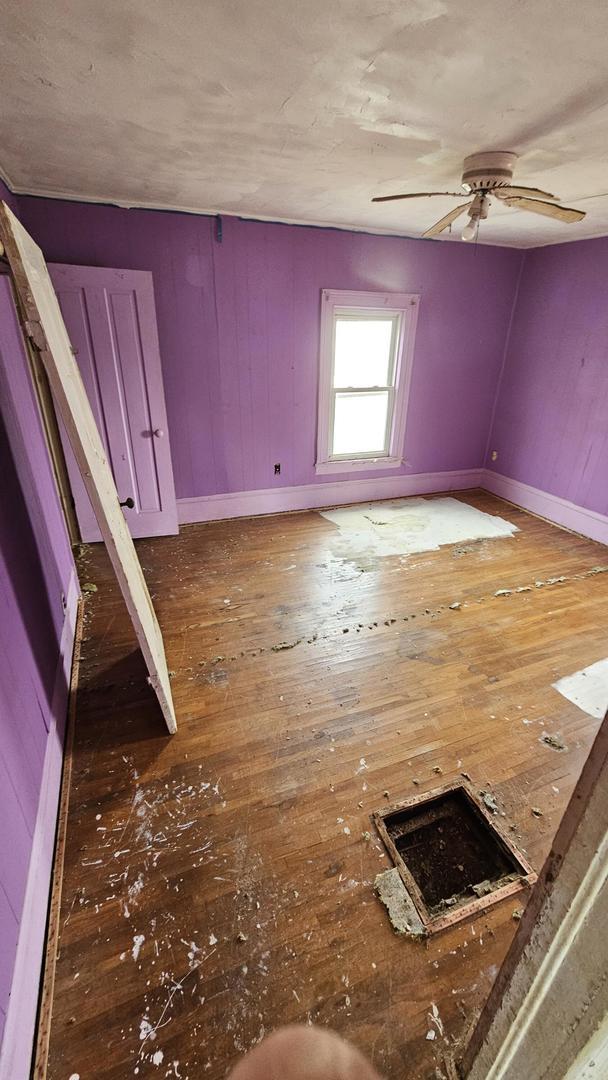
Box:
(381, 787, 526, 915)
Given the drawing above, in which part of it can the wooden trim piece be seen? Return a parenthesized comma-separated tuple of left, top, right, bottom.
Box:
(22, 325, 80, 546)
(0, 201, 176, 733)
(482, 469, 608, 546)
(177, 469, 485, 524)
(32, 598, 84, 1080)
(4, 276, 79, 545)
(0, 572, 79, 1080)
(314, 456, 404, 474)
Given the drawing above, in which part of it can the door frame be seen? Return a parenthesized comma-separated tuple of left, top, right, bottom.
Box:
(453, 708, 608, 1078)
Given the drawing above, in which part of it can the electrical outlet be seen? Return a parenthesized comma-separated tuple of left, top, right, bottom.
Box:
(491, 450, 498, 462)
(274, 463, 281, 475)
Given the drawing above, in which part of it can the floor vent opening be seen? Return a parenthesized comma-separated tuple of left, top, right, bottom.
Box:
(373, 783, 536, 934)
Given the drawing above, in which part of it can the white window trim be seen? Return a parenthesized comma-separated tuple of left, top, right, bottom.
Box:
(315, 289, 420, 475)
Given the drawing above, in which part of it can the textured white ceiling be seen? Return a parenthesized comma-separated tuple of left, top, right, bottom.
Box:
(2, 0, 608, 248)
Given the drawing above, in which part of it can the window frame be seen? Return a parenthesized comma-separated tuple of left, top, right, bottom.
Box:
(316, 289, 420, 475)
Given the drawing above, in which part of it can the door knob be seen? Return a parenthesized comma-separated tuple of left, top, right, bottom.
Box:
(120, 497, 135, 509)
(153, 428, 164, 438)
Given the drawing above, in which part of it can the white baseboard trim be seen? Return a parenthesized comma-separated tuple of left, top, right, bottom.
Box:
(177, 468, 608, 545)
(482, 470, 608, 546)
(0, 570, 79, 1080)
(177, 469, 484, 524)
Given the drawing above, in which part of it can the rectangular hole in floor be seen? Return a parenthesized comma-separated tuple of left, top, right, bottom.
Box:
(374, 784, 536, 933)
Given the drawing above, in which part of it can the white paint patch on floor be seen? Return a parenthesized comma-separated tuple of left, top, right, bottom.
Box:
(553, 659, 608, 720)
(319, 497, 518, 558)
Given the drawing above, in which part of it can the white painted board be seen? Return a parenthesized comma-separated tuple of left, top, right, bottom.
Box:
(319, 496, 518, 558)
(553, 659, 608, 720)
(0, 201, 176, 734)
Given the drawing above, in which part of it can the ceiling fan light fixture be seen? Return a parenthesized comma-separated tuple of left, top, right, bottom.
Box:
(372, 150, 585, 239)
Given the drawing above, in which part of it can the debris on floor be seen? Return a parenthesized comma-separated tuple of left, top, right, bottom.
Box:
(271, 639, 301, 652)
(374, 868, 426, 938)
(471, 872, 519, 898)
(472, 879, 494, 898)
(480, 791, 499, 814)
(540, 732, 567, 752)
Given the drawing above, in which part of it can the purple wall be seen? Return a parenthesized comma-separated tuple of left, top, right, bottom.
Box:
(0, 178, 19, 216)
(487, 238, 608, 516)
(0, 276, 76, 1054)
(17, 197, 523, 500)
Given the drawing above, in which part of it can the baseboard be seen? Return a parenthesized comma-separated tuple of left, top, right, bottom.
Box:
(177, 469, 484, 524)
(177, 467, 608, 544)
(0, 570, 79, 1080)
(482, 470, 608, 546)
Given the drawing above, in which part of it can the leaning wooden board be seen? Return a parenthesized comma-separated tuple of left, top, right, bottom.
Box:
(0, 201, 176, 734)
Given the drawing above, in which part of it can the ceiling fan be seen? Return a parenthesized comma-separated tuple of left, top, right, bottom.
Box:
(372, 151, 586, 240)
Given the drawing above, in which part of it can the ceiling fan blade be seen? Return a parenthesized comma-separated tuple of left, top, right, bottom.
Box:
(494, 185, 557, 200)
(372, 191, 468, 203)
(502, 196, 585, 223)
(422, 201, 473, 239)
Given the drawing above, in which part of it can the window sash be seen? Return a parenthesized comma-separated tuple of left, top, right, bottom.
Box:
(328, 311, 400, 460)
(328, 387, 394, 460)
(331, 312, 400, 391)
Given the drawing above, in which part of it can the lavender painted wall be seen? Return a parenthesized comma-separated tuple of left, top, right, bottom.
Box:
(18, 197, 523, 501)
(0, 178, 19, 216)
(0, 276, 76, 1059)
(487, 238, 608, 516)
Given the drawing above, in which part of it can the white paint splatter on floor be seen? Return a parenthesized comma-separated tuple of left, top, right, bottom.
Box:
(553, 658, 608, 719)
(132, 934, 145, 961)
(139, 1018, 156, 1041)
(320, 497, 517, 558)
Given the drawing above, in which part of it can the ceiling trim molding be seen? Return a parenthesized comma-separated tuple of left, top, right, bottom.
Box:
(1, 164, 605, 250)
(0, 177, 444, 243)
(0, 162, 17, 193)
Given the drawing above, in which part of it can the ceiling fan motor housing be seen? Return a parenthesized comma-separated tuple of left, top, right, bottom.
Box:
(461, 151, 517, 192)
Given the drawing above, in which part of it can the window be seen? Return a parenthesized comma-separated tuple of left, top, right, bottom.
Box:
(316, 290, 419, 474)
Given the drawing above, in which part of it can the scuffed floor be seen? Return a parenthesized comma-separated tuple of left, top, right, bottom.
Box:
(47, 491, 607, 1080)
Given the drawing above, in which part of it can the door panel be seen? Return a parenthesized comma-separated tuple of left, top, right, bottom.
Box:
(49, 264, 178, 542)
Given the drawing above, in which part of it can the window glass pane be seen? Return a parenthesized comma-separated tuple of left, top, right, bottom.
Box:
(333, 318, 395, 388)
(332, 391, 389, 456)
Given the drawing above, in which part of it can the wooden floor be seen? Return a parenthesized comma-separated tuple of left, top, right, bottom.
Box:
(46, 491, 607, 1080)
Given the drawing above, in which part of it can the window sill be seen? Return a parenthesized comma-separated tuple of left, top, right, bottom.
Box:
(315, 457, 404, 476)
